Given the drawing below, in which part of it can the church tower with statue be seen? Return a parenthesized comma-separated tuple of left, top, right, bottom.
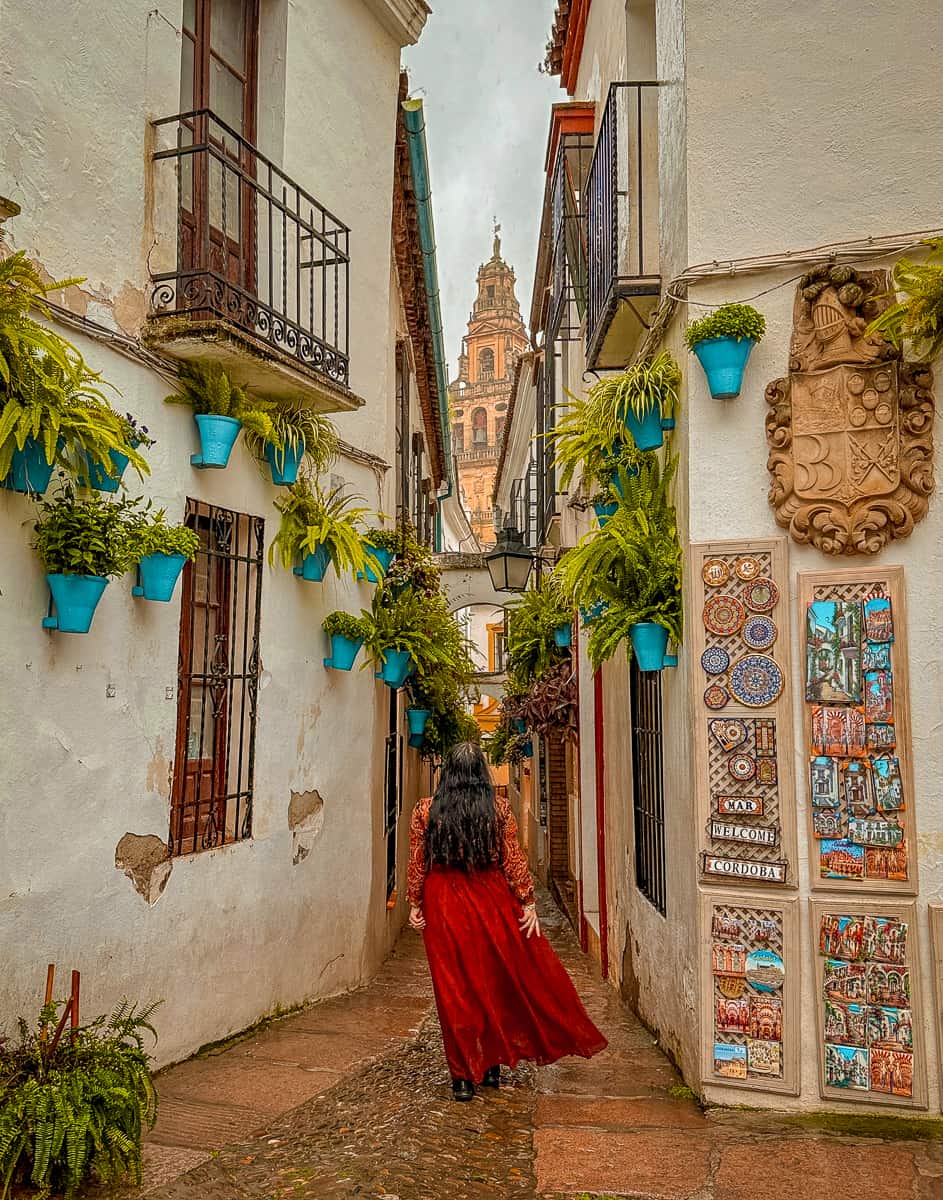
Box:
(449, 225, 529, 548)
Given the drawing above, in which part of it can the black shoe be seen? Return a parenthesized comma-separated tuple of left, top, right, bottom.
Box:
(481, 1065, 500, 1088)
(451, 1078, 475, 1102)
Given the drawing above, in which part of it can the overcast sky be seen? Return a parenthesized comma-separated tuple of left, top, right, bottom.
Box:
(403, 0, 558, 372)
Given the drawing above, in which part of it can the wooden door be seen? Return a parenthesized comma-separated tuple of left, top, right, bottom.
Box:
(179, 0, 259, 300)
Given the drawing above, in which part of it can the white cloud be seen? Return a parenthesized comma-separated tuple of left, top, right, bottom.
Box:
(404, 0, 559, 372)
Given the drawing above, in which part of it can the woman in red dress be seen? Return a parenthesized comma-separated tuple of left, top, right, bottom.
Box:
(407, 742, 607, 1101)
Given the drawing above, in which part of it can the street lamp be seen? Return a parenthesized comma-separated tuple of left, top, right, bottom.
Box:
(485, 525, 534, 593)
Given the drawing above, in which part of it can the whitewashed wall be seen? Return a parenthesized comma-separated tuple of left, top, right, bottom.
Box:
(0, 0, 428, 1066)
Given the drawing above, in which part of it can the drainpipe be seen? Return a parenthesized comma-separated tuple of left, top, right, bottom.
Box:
(402, 98, 452, 551)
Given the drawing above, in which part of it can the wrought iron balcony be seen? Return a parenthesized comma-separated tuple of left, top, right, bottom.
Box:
(585, 83, 661, 369)
(549, 130, 593, 341)
(147, 110, 355, 410)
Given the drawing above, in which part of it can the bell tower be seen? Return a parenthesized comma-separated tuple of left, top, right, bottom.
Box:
(449, 223, 528, 547)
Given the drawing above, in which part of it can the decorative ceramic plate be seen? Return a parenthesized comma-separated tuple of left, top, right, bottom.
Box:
(735, 555, 763, 582)
(702, 558, 730, 588)
(742, 615, 778, 651)
(745, 948, 785, 992)
(709, 718, 749, 753)
(703, 594, 747, 637)
(743, 577, 779, 613)
(704, 684, 730, 710)
(729, 654, 785, 708)
(701, 646, 731, 675)
(729, 753, 757, 781)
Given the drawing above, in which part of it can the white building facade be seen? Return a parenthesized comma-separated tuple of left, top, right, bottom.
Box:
(0, 0, 451, 1067)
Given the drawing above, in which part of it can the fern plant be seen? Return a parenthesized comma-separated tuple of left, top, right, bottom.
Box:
(269, 479, 374, 576)
(505, 580, 572, 694)
(0, 998, 159, 1198)
(866, 237, 943, 362)
(555, 455, 683, 670)
(165, 362, 275, 440)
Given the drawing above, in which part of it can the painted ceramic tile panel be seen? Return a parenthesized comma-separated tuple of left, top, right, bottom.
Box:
(806, 601, 863, 703)
(818, 911, 915, 1100)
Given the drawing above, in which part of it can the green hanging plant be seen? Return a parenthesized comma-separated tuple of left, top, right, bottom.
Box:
(866, 237, 943, 362)
(242, 398, 338, 478)
(269, 479, 375, 576)
(165, 362, 276, 440)
(684, 302, 766, 349)
(32, 487, 142, 578)
(504, 580, 572, 694)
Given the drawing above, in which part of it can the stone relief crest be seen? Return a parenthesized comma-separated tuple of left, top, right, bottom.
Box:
(766, 265, 934, 555)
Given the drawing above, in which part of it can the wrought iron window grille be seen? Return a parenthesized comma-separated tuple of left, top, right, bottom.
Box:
(630, 658, 667, 915)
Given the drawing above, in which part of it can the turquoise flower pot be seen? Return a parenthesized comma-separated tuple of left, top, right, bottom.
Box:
(553, 622, 572, 649)
(264, 440, 304, 486)
(191, 414, 241, 468)
(580, 600, 609, 626)
(512, 717, 527, 734)
(324, 633, 363, 671)
(521, 739, 534, 759)
(692, 336, 756, 399)
(624, 404, 674, 452)
(609, 464, 640, 499)
(42, 574, 108, 633)
(593, 501, 618, 527)
(629, 621, 678, 671)
(407, 708, 431, 736)
(132, 552, 187, 602)
(1, 437, 56, 495)
(81, 449, 130, 492)
(358, 547, 394, 583)
(408, 732, 425, 750)
(293, 544, 331, 581)
(378, 648, 411, 689)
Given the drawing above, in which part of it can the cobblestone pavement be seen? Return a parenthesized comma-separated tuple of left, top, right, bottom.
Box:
(94, 892, 943, 1200)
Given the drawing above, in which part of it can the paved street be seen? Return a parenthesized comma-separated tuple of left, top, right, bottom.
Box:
(99, 893, 943, 1200)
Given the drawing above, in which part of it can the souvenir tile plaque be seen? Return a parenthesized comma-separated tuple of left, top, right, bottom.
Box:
(811, 901, 927, 1108)
(701, 896, 798, 1096)
(799, 568, 917, 895)
(693, 539, 796, 888)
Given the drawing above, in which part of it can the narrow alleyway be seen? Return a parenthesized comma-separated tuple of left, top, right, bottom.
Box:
(105, 893, 943, 1200)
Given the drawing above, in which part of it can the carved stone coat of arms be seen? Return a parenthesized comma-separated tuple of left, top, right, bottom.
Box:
(766, 265, 934, 555)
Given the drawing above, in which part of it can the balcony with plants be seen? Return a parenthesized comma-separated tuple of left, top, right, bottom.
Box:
(585, 81, 661, 369)
(145, 110, 357, 415)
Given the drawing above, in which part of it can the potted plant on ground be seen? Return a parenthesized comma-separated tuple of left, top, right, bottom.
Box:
(165, 362, 275, 469)
(359, 526, 400, 583)
(128, 507, 200, 602)
(269, 479, 374, 581)
(685, 302, 766, 399)
(866, 237, 943, 361)
(243, 399, 338, 487)
(556, 455, 683, 671)
(31, 487, 139, 633)
(322, 611, 369, 671)
(0, 995, 158, 1196)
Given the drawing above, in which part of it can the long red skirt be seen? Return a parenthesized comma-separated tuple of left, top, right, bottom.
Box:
(422, 865, 608, 1083)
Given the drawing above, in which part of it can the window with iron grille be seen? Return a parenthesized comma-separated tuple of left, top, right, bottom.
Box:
(384, 691, 403, 900)
(630, 659, 666, 914)
(170, 500, 264, 857)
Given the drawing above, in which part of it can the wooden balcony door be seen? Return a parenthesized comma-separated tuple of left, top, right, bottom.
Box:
(180, 0, 260, 299)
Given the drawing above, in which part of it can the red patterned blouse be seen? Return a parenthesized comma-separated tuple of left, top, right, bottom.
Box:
(407, 795, 535, 908)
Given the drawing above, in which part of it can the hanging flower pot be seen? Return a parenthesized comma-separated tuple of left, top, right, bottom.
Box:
(132, 553, 187, 602)
(42, 574, 109, 634)
(609, 465, 639, 499)
(264, 440, 304, 486)
(692, 337, 756, 399)
(624, 404, 674, 452)
(512, 717, 527, 734)
(1, 437, 57, 495)
(358, 547, 394, 583)
(190, 414, 242, 469)
(580, 600, 609, 626)
(407, 707, 431, 737)
(521, 739, 534, 759)
(80, 448, 131, 493)
(408, 732, 425, 750)
(593, 501, 618, 527)
(629, 621, 678, 671)
(378, 648, 411, 689)
(293, 543, 331, 581)
(324, 633, 363, 671)
(553, 622, 572, 649)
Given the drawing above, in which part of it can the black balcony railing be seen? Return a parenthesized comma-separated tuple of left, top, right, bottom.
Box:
(585, 83, 661, 365)
(150, 110, 350, 387)
(549, 130, 593, 341)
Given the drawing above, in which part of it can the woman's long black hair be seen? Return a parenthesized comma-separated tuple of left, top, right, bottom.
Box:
(425, 742, 499, 871)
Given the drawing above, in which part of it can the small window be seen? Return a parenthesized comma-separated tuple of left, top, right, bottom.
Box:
(495, 402, 507, 412)
(630, 660, 666, 914)
(171, 500, 264, 856)
(486, 285, 495, 301)
(452, 422, 464, 453)
(472, 407, 488, 447)
(453, 408, 464, 419)
(478, 347, 494, 381)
